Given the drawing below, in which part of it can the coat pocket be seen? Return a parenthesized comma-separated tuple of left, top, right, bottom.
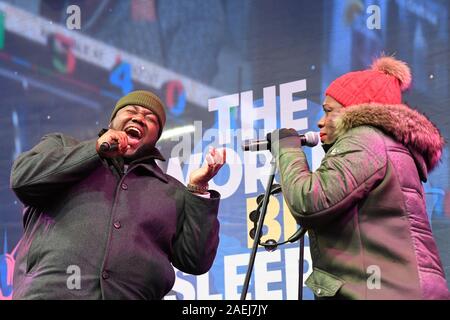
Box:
(305, 267, 345, 298)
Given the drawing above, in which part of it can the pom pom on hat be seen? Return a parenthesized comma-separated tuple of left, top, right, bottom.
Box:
(371, 56, 411, 91)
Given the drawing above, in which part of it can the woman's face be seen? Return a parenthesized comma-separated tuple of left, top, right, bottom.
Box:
(318, 95, 344, 144)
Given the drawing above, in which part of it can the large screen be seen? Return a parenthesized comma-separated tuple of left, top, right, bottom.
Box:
(1, 0, 449, 300)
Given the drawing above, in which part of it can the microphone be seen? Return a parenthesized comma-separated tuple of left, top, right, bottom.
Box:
(242, 131, 320, 151)
(99, 141, 119, 153)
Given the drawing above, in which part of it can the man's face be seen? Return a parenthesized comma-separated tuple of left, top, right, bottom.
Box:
(110, 105, 160, 158)
(318, 95, 344, 144)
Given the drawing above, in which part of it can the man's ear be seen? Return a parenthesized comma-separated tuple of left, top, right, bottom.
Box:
(108, 122, 112, 129)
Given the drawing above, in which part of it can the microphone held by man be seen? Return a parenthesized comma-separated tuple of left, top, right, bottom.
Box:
(96, 128, 131, 158)
(99, 141, 119, 153)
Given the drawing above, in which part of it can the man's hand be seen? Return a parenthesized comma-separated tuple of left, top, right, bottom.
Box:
(189, 147, 226, 189)
(96, 129, 129, 158)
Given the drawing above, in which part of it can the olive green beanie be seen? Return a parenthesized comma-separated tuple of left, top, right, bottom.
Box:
(110, 90, 166, 137)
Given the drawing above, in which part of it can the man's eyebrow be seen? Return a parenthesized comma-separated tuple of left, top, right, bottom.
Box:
(128, 106, 155, 115)
(143, 110, 156, 116)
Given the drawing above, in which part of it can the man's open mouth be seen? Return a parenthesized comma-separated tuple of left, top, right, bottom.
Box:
(124, 126, 143, 143)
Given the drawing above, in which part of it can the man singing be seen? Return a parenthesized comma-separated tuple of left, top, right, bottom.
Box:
(11, 90, 226, 299)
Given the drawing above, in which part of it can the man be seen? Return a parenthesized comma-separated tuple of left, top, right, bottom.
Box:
(10, 90, 226, 299)
(270, 56, 449, 299)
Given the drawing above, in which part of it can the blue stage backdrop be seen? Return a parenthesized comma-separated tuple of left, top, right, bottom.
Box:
(0, 0, 449, 300)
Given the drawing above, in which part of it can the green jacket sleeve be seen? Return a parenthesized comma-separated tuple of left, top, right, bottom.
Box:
(170, 189, 220, 275)
(273, 126, 387, 228)
(10, 133, 102, 207)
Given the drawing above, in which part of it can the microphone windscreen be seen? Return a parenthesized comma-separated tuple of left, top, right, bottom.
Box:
(303, 131, 320, 147)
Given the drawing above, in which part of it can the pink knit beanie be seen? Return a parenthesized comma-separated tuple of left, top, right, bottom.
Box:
(325, 56, 412, 107)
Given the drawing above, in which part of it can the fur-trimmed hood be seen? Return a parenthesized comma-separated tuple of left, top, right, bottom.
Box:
(335, 104, 445, 173)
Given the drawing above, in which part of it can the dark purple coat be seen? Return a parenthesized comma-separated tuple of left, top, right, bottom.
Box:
(10, 133, 220, 299)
